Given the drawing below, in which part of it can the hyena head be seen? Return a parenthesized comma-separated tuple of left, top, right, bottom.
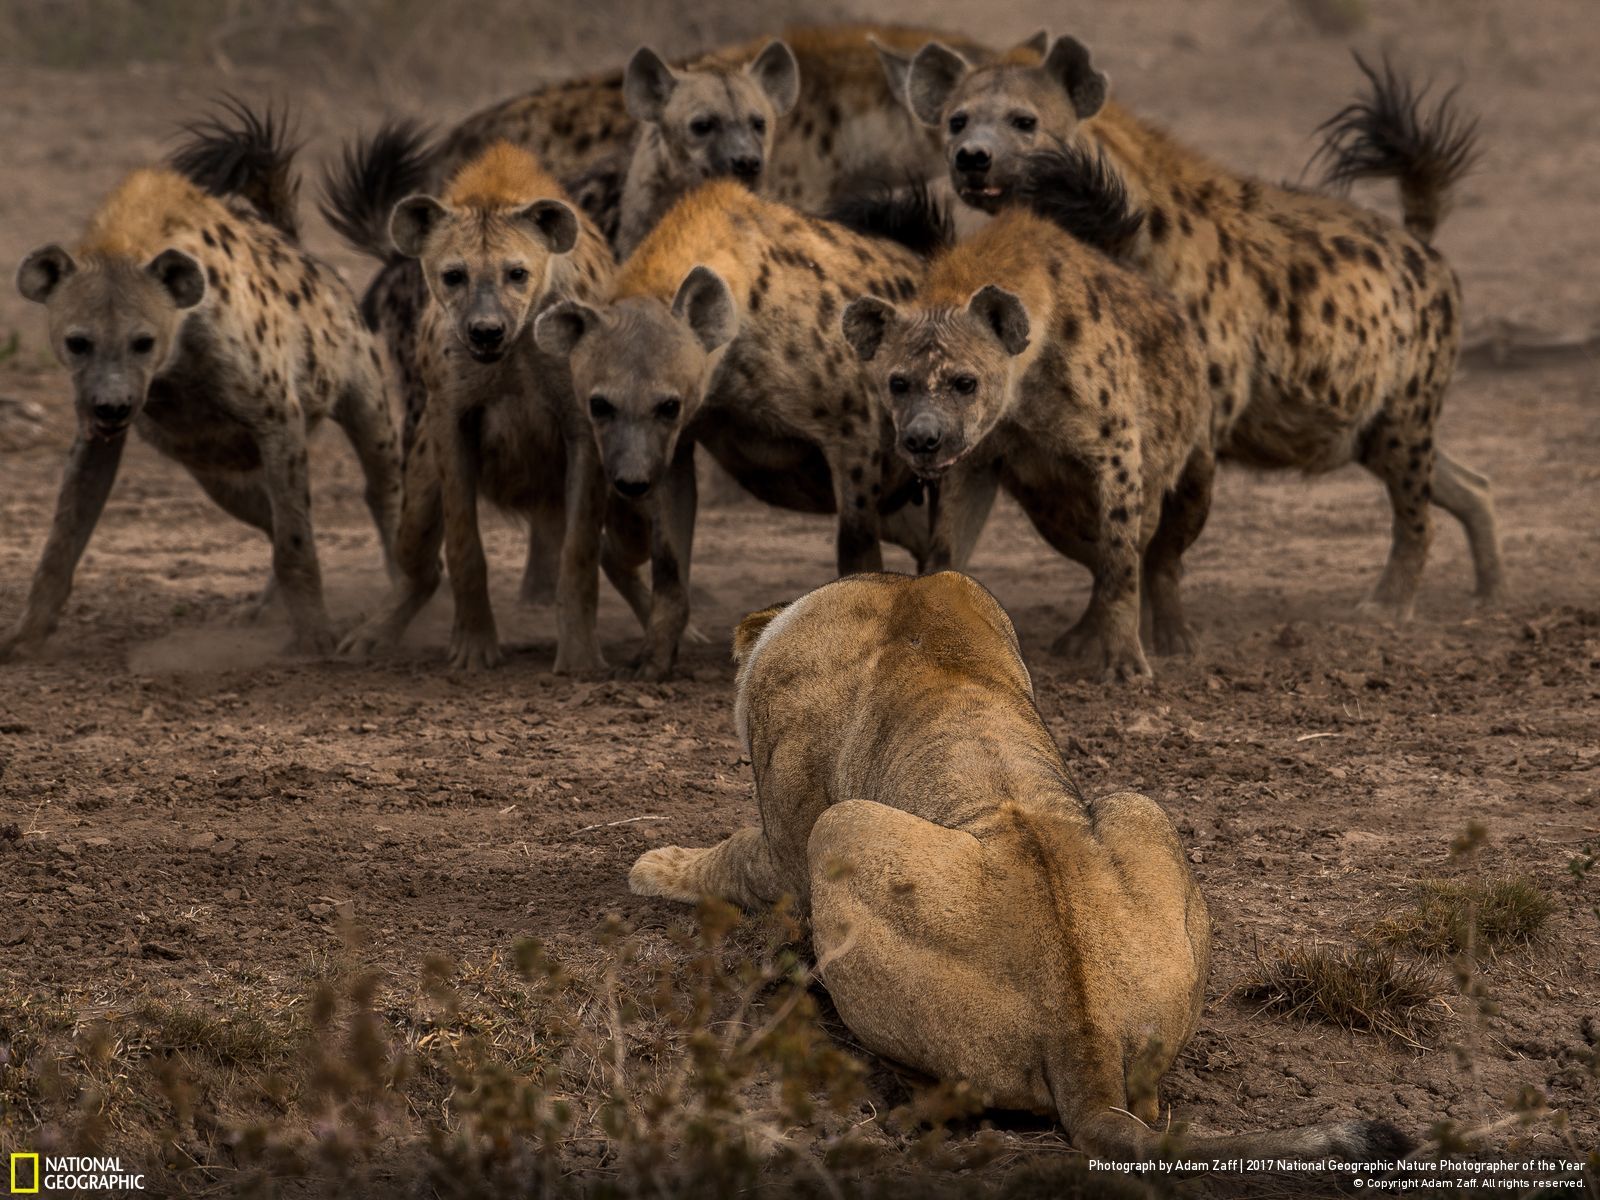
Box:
(389, 192, 579, 364)
(536, 266, 735, 499)
(842, 286, 1031, 477)
(17, 245, 205, 440)
(624, 40, 800, 193)
(906, 35, 1109, 214)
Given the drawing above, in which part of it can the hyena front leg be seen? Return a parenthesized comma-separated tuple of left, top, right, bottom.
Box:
(1143, 447, 1214, 657)
(830, 441, 885, 576)
(436, 404, 500, 671)
(552, 435, 606, 675)
(339, 432, 444, 659)
(0, 435, 126, 661)
(256, 412, 336, 656)
(1051, 455, 1150, 682)
(623, 444, 696, 682)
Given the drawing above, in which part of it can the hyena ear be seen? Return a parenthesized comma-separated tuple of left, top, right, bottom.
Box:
(16, 244, 77, 303)
(870, 38, 912, 104)
(514, 198, 579, 254)
(908, 42, 971, 127)
(671, 265, 737, 353)
(147, 248, 206, 309)
(732, 603, 789, 664)
(1043, 35, 1110, 119)
(840, 295, 898, 362)
(968, 285, 1030, 356)
(390, 195, 449, 259)
(534, 299, 600, 358)
(624, 46, 680, 124)
(747, 40, 800, 116)
(1014, 30, 1049, 60)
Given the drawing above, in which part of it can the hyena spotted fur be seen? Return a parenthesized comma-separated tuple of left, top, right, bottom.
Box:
(534, 180, 950, 680)
(844, 149, 1214, 680)
(332, 142, 636, 673)
(2, 103, 400, 662)
(902, 36, 1501, 619)
(334, 26, 1014, 602)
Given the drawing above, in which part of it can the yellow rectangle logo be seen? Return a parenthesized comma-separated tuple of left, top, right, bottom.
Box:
(10, 1152, 41, 1194)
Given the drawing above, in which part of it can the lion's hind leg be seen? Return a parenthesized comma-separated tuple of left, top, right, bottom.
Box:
(806, 800, 1048, 1112)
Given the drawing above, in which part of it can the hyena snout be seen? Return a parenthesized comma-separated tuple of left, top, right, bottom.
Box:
(901, 412, 946, 457)
(954, 145, 992, 176)
(729, 153, 763, 181)
(467, 319, 506, 354)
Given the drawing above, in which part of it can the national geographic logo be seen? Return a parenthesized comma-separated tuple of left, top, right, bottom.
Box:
(8, 1154, 146, 1193)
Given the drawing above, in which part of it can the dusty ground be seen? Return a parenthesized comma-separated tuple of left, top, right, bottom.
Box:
(1, 0, 1597, 1193)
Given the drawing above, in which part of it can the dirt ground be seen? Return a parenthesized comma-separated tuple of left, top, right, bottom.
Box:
(1, 0, 1597, 1192)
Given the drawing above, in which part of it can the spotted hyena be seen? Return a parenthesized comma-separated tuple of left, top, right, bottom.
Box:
(900, 37, 1500, 619)
(330, 142, 641, 673)
(843, 148, 1215, 680)
(534, 180, 964, 680)
(2, 103, 400, 662)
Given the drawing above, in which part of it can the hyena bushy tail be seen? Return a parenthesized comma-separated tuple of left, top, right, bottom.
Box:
(824, 176, 955, 257)
(1312, 52, 1481, 243)
(170, 96, 303, 240)
(319, 118, 436, 262)
(1063, 1091, 1413, 1166)
(1017, 144, 1147, 260)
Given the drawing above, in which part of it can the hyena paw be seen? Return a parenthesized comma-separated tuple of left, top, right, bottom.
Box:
(448, 629, 503, 672)
(286, 623, 339, 658)
(628, 846, 703, 901)
(553, 643, 607, 676)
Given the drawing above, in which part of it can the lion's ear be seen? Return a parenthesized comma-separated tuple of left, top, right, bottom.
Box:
(732, 603, 789, 664)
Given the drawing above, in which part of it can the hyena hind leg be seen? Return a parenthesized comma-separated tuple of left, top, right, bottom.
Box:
(1431, 448, 1504, 604)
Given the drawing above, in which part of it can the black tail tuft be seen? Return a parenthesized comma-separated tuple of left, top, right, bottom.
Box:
(170, 96, 301, 239)
(1017, 145, 1145, 260)
(1357, 1119, 1415, 1158)
(824, 177, 954, 258)
(1312, 52, 1480, 242)
(319, 119, 436, 262)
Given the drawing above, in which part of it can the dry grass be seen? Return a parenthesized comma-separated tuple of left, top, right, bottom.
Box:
(1370, 876, 1556, 960)
(1237, 945, 1444, 1049)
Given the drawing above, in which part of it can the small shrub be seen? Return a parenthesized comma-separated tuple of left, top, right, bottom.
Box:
(1238, 945, 1443, 1047)
(1371, 876, 1555, 959)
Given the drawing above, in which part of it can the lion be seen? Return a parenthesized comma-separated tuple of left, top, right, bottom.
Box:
(630, 570, 1411, 1160)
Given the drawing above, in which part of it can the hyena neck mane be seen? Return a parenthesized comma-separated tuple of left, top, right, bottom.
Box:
(77, 168, 222, 262)
(613, 180, 762, 309)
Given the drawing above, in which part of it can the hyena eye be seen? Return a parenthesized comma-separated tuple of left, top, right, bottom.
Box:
(589, 395, 616, 420)
(689, 116, 716, 136)
(441, 268, 467, 288)
(951, 374, 978, 395)
(948, 113, 968, 134)
(65, 335, 93, 357)
(750, 115, 767, 134)
(888, 375, 910, 395)
(654, 397, 682, 421)
(130, 334, 156, 355)
(506, 267, 530, 284)
(1010, 114, 1038, 133)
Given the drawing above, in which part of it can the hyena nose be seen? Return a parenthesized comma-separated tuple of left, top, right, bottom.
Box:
(902, 414, 944, 456)
(92, 400, 132, 424)
(954, 146, 991, 175)
(468, 322, 505, 350)
(614, 477, 652, 499)
(731, 155, 762, 180)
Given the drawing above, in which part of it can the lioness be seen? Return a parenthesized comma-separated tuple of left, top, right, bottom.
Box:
(630, 571, 1408, 1158)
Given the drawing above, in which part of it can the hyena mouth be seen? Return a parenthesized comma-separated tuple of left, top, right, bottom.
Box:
(958, 182, 1010, 211)
(467, 347, 507, 365)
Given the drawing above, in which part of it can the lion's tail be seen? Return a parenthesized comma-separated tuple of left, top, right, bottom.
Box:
(1311, 52, 1480, 243)
(1065, 1106, 1412, 1165)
